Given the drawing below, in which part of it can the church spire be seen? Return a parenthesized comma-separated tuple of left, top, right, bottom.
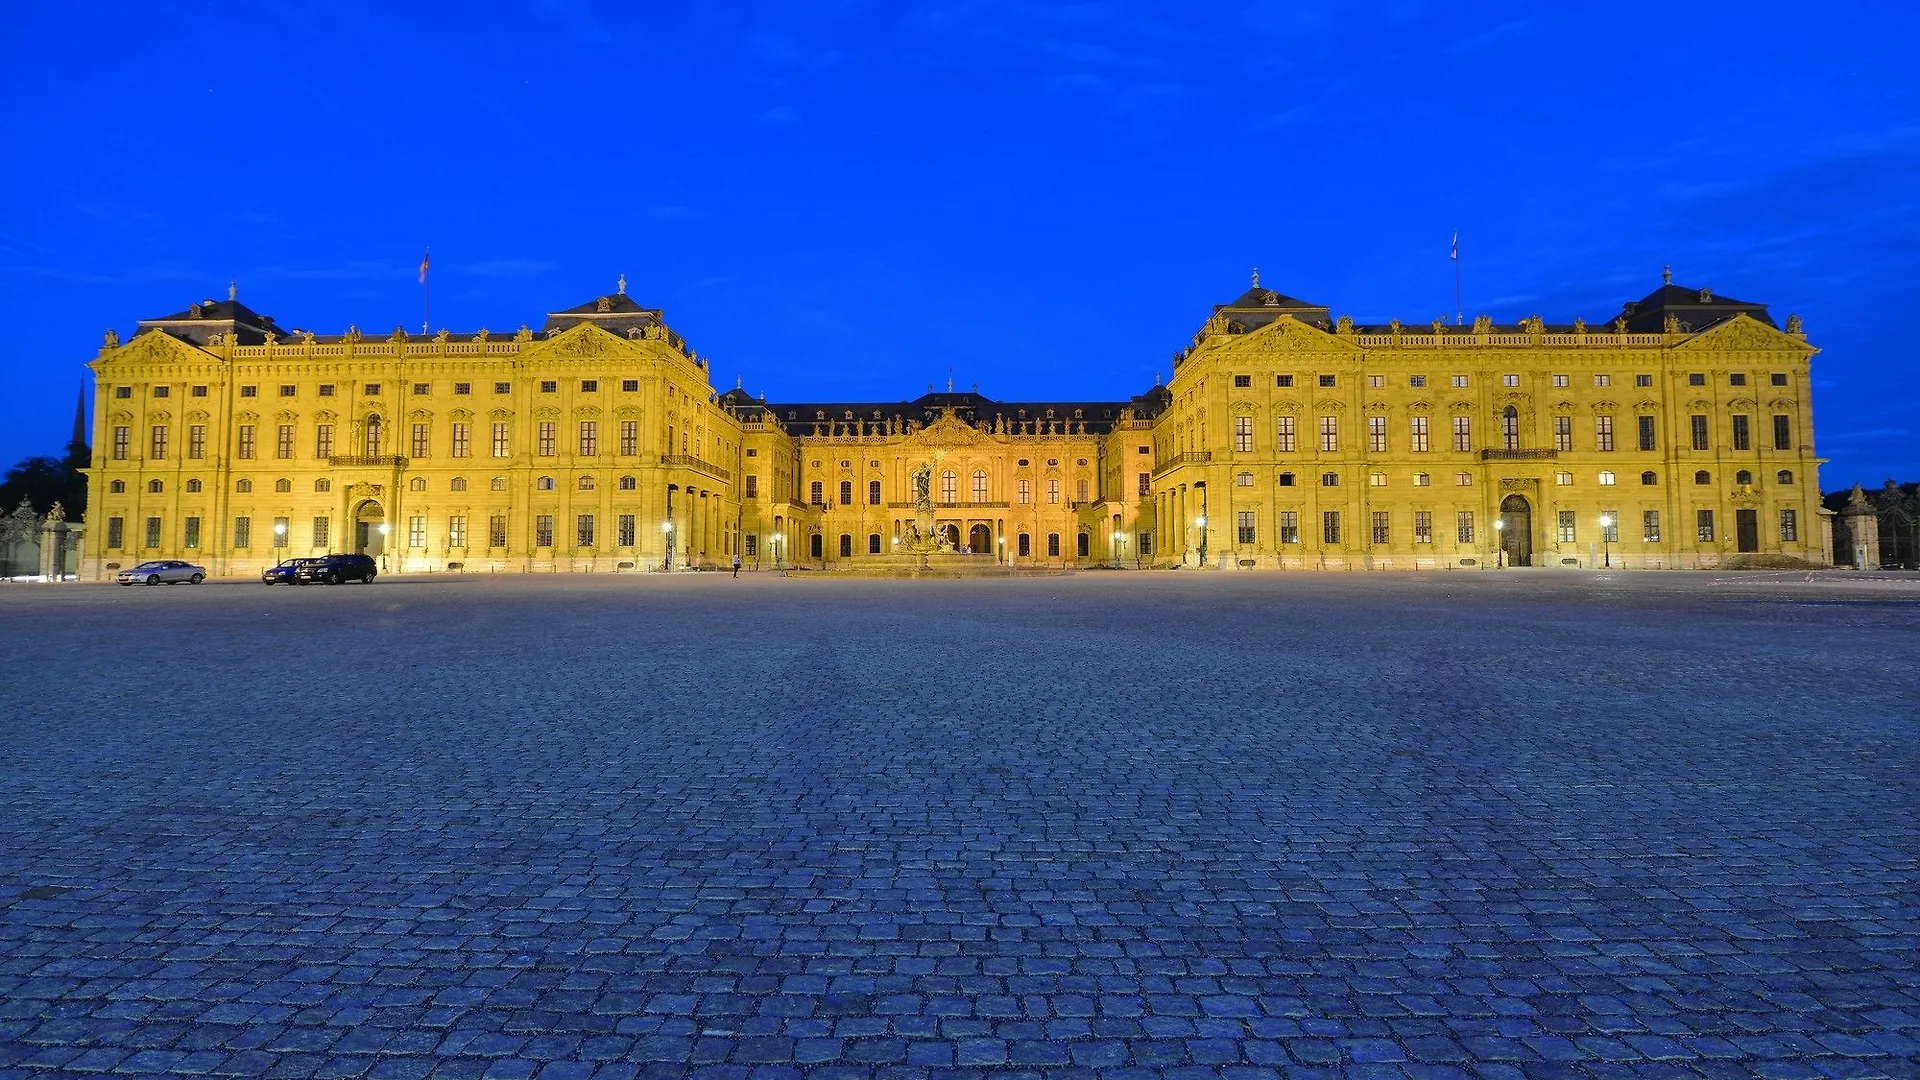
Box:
(70, 379, 88, 453)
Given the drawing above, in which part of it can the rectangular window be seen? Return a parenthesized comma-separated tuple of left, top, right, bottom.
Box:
(1276, 416, 1296, 452)
(872, 480, 884, 505)
(488, 514, 508, 548)
(412, 383, 430, 396)
(578, 421, 597, 456)
(1047, 534, 1060, 557)
(316, 424, 334, 458)
(1451, 375, 1468, 388)
(617, 515, 636, 547)
(1410, 417, 1429, 452)
(1770, 372, 1789, 386)
(537, 422, 555, 456)
(841, 480, 855, 506)
(1233, 374, 1252, 387)
(1773, 414, 1792, 450)
(1554, 416, 1572, 452)
(1410, 375, 1427, 388)
(1138, 472, 1151, 497)
(1503, 374, 1520, 387)
(189, 425, 206, 460)
(1047, 478, 1060, 504)
(1601, 512, 1619, 543)
(1368, 415, 1386, 453)
(1780, 508, 1798, 542)
(1018, 534, 1031, 557)
(1691, 414, 1710, 450)
(1457, 511, 1474, 545)
(1557, 510, 1576, 543)
(114, 385, 132, 399)
(1018, 478, 1031, 505)
(150, 425, 168, 460)
(448, 516, 467, 549)
(312, 516, 329, 548)
(1593, 374, 1611, 387)
(576, 514, 595, 548)
(1236, 510, 1255, 544)
(276, 424, 293, 459)
(455, 382, 471, 395)
(540, 380, 557, 393)
(622, 379, 640, 392)
(192, 384, 207, 397)
(495, 382, 511, 394)
(1371, 511, 1390, 544)
(240, 385, 258, 398)
(1279, 511, 1299, 545)
(493, 422, 511, 457)
(1234, 415, 1253, 452)
(1731, 414, 1751, 451)
(144, 516, 162, 548)
(1552, 374, 1569, 387)
(106, 517, 124, 548)
(412, 423, 430, 458)
(1638, 415, 1656, 451)
(1729, 373, 1747, 386)
(1318, 374, 1336, 388)
(184, 516, 201, 549)
(810, 481, 823, 505)
(580, 380, 598, 393)
(1319, 415, 1338, 452)
(745, 475, 759, 498)
(364, 384, 381, 396)
(1697, 509, 1715, 542)
(1636, 373, 1654, 387)
(233, 516, 252, 549)
(1689, 373, 1707, 386)
(409, 515, 426, 548)
(1276, 375, 1294, 387)
(1413, 511, 1432, 544)
(1596, 416, 1614, 452)
(1366, 375, 1384, 389)
(1322, 511, 1341, 545)
(619, 420, 638, 455)
(1643, 510, 1660, 543)
(237, 425, 256, 460)
(451, 423, 471, 458)
(1452, 416, 1471, 453)
(112, 425, 130, 460)
(535, 514, 554, 548)
(317, 384, 334, 397)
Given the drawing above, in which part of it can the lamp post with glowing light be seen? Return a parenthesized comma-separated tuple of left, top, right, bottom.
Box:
(273, 519, 286, 562)
(662, 520, 674, 572)
(1112, 531, 1125, 569)
(378, 522, 391, 573)
(1599, 512, 1614, 568)
(1494, 517, 1505, 569)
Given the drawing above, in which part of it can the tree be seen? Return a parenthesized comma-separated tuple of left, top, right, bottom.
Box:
(0, 440, 87, 520)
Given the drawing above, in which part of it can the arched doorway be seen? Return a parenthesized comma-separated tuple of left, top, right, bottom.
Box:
(968, 524, 992, 555)
(1498, 494, 1532, 567)
(354, 500, 386, 556)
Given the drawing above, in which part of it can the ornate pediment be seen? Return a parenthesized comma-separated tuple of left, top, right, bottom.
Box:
(1633, 399, 1658, 412)
(532, 406, 561, 420)
(1590, 400, 1617, 413)
(408, 408, 432, 422)
(235, 410, 259, 423)
(614, 406, 642, 420)
(314, 409, 338, 423)
(185, 409, 210, 423)
(575, 405, 603, 419)
(1272, 398, 1301, 413)
(1675, 313, 1814, 354)
(275, 410, 298, 423)
(908, 410, 988, 447)
(1364, 401, 1390, 414)
(101, 329, 211, 368)
(1313, 398, 1345, 412)
(1766, 397, 1795, 410)
(1727, 397, 1757, 411)
(1406, 400, 1432, 413)
(1552, 400, 1575, 413)
(448, 409, 474, 422)
(1448, 401, 1476, 413)
(1213, 314, 1359, 359)
(1229, 399, 1258, 415)
(489, 408, 514, 421)
(520, 321, 641, 361)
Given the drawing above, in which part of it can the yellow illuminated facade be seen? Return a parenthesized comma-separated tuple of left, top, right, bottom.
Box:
(81, 272, 1828, 577)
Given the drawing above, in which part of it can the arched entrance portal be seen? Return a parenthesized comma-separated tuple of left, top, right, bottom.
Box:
(1498, 494, 1532, 567)
(938, 523, 960, 550)
(968, 524, 992, 555)
(354, 500, 387, 556)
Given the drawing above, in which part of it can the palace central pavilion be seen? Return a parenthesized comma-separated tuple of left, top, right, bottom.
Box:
(81, 271, 1828, 577)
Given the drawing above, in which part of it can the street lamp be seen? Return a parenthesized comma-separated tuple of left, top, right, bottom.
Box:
(1599, 512, 1614, 568)
(1194, 514, 1207, 568)
(377, 523, 391, 572)
(273, 520, 287, 561)
(1112, 530, 1124, 569)
(662, 520, 674, 572)
(1493, 518, 1505, 569)
(998, 534, 1006, 568)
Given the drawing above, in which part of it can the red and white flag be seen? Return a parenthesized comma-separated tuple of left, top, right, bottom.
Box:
(419, 249, 430, 284)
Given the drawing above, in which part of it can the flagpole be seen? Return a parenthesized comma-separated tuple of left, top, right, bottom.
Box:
(420, 248, 431, 335)
(1452, 231, 1462, 326)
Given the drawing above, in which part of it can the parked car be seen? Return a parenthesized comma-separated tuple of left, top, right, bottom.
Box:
(294, 553, 378, 585)
(262, 558, 320, 585)
(116, 560, 206, 586)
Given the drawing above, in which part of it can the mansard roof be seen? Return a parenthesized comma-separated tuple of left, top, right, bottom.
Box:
(1599, 278, 1775, 334)
(744, 386, 1162, 437)
(137, 296, 281, 346)
(544, 290, 663, 335)
(1211, 278, 1333, 334)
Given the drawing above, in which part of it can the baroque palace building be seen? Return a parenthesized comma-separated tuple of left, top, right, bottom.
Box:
(80, 270, 1828, 577)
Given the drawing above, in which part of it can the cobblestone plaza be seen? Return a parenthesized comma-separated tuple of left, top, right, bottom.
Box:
(2, 573, 1916, 1079)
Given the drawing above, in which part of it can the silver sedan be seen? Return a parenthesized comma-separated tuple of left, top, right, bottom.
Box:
(115, 560, 207, 586)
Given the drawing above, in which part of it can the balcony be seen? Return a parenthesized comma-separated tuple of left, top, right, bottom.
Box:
(1152, 451, 1212, 478)
(1479, 448, 1559, 461)
(329, 455, 409, 468)
(661, 455, 732, 482)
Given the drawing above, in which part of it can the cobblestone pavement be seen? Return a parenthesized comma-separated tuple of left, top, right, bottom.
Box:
(2, 572, 1916, 1080)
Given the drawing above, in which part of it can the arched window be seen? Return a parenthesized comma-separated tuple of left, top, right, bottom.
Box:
(1694, 470, 1711, 485)
(537, 475, 555, 491)
(451, 477, 468, 492)
(363, 416, 382, 457)
(1735, 469, 1753, 486)
(491, 477, 507, 492)
(236, 478, 253, 493)
(109, 479, 126, 493)
(409, 477, 427, 492)
(971, 470, 988, 502)
(868, 533, 881, 554)
(187, 479, 203, 493)
(275, 478, 292, 493)
(1777, 469, 1794, 485)
(1236, 471, 1254, 487)
(940, 470, 957, 503)
(1502, 405, 1520, 451)
(147, 479, 163, 493)
(869, 480, 881, 505)
(578, 476, 595, 490)
(839, 480, 852, 505)
(618, 475, 637, 490)
(313, 478, 330, 493)
(809, 481, 823, 505)
(1641, 471, 1658, 486)
(838, 533, 852, 558)
(1598, 471, 1616, 486)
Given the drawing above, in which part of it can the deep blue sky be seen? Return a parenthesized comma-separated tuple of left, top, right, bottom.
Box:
(4, 2, 1915, 487)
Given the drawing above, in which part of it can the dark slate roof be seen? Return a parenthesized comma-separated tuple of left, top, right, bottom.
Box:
(1598, 281, 1774, 334)
(552, 293, 659, 316)
(744, 390, 1153, 437)
(543, 292, 664, 335)
(1208, 282, 1333, 335)
(138, 297, 282, 345)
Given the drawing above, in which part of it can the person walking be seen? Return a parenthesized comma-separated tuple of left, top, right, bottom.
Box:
(731, 553, 741, 578)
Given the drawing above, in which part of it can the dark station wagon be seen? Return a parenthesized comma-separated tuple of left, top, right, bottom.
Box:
(293, 553, 378, 585)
